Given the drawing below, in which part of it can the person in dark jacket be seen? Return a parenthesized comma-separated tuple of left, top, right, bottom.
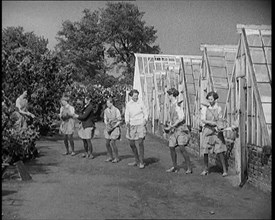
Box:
(74, 94, 96, 158)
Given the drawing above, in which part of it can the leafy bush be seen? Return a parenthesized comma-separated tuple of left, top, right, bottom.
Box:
(65, 82, 132, 121)
(2, 93, 40, 165)
(2, 27, 74, 135)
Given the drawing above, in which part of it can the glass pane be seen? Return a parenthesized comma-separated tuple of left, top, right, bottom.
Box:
(246, 34, 262, 47)
(213, 77, 228, 87)
(257, 83, 271, 102)
(184, 65, 192, 75)
(225, 51, 236, 61)
(140, 76, 145, 92)
(211, 66, 227, 77)
(187, 83, 195, 94)
(143, 57, 148, 74)
(262, 35, 271, 47)
(155, 62, 162, 71)
(185, 74, 194, 83)
(149, 61, 155, 74)
(138, 57, 144, 74)
(209, 57, 226, 67)
(250, 48, 266, 64)
(226, 62, 234, 77)
(192, 64, 201, 80)
(216, 88, 229, 104)
(207, 50, 224, 57)
(262, 103, 271, 123)
(265, 47, 271, 64)
(253, 64, 270, 82)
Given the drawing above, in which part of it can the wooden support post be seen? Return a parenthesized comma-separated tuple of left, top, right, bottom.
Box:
(238, 76, 248, 186)
(180, 58, 191, 126)
(251, 91, 256, 144)
(152, 88, 155, 134)
(246, 60, 252, 144)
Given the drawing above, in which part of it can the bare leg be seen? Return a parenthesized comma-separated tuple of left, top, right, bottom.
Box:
(170, 147, 177, 168)
(64, 135, 69, 154)
(179, 145, 191, 171)
(105, 139, 113, 160)
(83, 139, 88, 154)
(129, 140, 139, 163)
(218, 152, 227, 175)
(110, 139, 119, 160)
(68, 134, 75, 153)
(87, 138, 93, 157)
(203, 153, 209, 171)
(137, 138, 144, 165)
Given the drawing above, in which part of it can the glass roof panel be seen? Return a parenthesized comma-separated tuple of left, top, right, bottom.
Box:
(253, 64, 270, 82)
(250, 48, 266, 64)
(246, 34, 262, 47)
(211, 66, 227, 77)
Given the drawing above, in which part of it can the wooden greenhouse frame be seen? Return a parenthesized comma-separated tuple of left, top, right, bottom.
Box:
(198, 44, 237, 114)
(133, 53, 202, 137)
(223, 24, 271, 185)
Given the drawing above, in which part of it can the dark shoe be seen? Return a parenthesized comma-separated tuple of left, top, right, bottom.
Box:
(166, 167, 178, 173)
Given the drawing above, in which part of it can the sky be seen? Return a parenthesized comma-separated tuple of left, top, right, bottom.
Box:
(2, 0, 271, 56)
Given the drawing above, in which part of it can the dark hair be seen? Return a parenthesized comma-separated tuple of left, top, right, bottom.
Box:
(167, 88, 179, 97)
(129, 89, 139, 97)
(106, 97, 114, 104)
(206, 91, 219, 100)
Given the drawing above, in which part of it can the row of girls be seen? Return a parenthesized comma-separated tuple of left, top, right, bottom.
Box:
(59, 89, 229, 176)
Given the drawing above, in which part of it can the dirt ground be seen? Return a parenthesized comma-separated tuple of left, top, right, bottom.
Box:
(2, 122, 271, 219)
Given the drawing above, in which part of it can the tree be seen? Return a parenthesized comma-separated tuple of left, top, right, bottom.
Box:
(99, 2, 160, 84)
(2, 26, 73, 135)
(55, 9, 105, 82)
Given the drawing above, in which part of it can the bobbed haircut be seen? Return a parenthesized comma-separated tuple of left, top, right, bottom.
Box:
(206, 91, 219, 100)
(167, 88, 179, 97)
(106, 97, 114, 104)
(129, 89, 139, 97)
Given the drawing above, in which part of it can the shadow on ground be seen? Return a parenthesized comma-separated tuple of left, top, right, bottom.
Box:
(144, 157, 160, 165)
(2, 190, 17, 197)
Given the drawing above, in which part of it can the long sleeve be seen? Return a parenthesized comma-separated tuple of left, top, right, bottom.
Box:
(69, 105, 75, 116)
(59, 106, 63, 118)
(77, 104, 93, 121)
(116, 108, 122, 121)
(15, 98, 21, 110)
(217, 106, 223, 119)
(104, 109, 108, 124)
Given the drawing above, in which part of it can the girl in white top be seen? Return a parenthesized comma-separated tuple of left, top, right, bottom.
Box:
(59, 96, 76, 156)
(125, 89, 148, 169)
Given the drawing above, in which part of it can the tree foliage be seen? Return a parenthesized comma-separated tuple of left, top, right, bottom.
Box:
(55, 9, 105, 82)
(2, 26, 73, 135)
(55, 2, 160, 85)
(99, 2, 160, 83)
